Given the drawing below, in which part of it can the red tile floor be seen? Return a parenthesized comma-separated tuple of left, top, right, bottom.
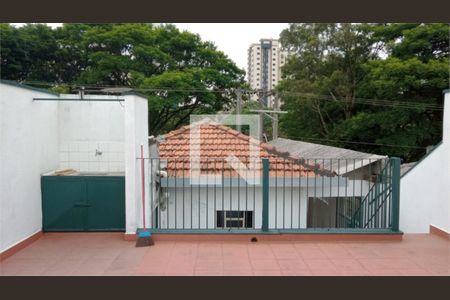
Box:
(1, 233, 449, 276)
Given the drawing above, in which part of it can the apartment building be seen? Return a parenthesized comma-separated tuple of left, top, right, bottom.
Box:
(247, 38, 288, 108)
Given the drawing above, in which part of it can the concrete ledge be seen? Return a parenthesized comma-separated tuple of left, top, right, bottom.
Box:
(430, 224, 450, 241)
(124, 232, 403, 242)
(0, 231, 43, 261)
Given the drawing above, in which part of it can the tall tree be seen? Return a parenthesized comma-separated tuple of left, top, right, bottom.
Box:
(0, 23, 246, 135)
(278, 23, 449, 161)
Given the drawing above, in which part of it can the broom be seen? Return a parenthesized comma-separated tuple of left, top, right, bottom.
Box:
(136, 144, 154, 247)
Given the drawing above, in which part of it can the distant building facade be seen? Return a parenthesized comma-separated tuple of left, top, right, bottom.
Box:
(247, 39, 289, 108)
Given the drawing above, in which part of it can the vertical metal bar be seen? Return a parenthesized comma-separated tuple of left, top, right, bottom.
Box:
(150, 158, 153, 229)
(337, 159, 340, 227)
(329, 158, 333, 227)
(290, 160, 293, 229)
(314, 159, 317, 221)
(214, 159, 216, 230)
(174, 159, 177, 229)
(262, 158, 270, 232)
(190, 160, 193, 229)
(222, 160, 225, 230)
(384, 159, 389, 228)
(253, 159, 256, 229)
(391, 157, 401, 232)
(206, 158, 209, 229)
(182, 160, 185, 230)
(275, 159, 278, 229)
(167, 159, 170, 229)
(158, 158, 161, 229)
(238, 158, 240, 230)
(198, 163, 201, 229)
(283, 158, 286, 229)
(368, 159, 372, 228)
(306, 160, 309, 228)
(245, 158, 248, 228)
(298, 159, 301, 229)
(230, 162, 232, 229)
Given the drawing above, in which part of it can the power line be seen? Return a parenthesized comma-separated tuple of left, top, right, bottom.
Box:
(282, 134, 429, 150)
(20, 80, 444, 110)
(278, 91, 444, 111)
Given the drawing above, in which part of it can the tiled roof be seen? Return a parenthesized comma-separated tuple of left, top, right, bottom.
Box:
(158, 121, 334, 177)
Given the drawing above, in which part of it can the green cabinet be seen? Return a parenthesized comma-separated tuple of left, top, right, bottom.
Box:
(41, 176, 125, 231)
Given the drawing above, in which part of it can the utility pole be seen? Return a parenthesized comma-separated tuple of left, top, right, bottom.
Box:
(272, 93, 279, 140)
(236, 88, 242, 132)
(257, 90, 265, 141)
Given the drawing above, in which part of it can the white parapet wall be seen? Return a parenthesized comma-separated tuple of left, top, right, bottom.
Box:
(0, 82, 60, 253)
(400, 90, 450, 234)
(124, 93, 150, 235)
(0, 81, 149, 253)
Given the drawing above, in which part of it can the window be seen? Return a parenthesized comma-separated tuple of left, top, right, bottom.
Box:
(273, 79, 276, 81)
(257, 57, 260, 60)
(273, 63, 276, 66)
(273, 58, 276, 61)
(257, 62, 260, 65)
(216, 211, 253, 228)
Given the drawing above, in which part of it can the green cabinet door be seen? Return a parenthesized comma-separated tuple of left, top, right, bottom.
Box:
(41, 176, 125, 231)
(42, 177, 87, 231)
(86, 177, 125, 231)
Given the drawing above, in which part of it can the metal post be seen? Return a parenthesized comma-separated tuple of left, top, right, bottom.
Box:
(236, 89, 242, 133)
(391, 157, 401, 232)
(262, 158, 270, 232)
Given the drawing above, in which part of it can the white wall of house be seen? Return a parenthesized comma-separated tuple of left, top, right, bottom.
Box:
(57, 95, 126, 173)
(158, 179, 371, 230)
(0, 83, 59, 253)
(400, 90, 450, 234)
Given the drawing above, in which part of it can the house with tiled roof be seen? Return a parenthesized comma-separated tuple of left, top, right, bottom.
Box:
(148, 120, 383, 231)
(158, 122, 333, 178)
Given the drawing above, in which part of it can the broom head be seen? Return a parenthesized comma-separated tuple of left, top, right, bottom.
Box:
(135, 229, 154, 247)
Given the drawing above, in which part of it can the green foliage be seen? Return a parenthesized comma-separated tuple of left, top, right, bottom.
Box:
(278, 23, 449, 161)
(1, 23, 245, 135)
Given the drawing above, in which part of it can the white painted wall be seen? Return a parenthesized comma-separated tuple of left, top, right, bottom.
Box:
(58, 95, 125, 172)
(0, 83, 59, 253)
(400, 91, 450, 234)
(124, 94, 149, 235)
(1, 82, 148, 252)
(158, 179, 371, 230)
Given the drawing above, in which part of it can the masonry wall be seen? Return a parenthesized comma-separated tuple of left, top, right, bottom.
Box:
(158, 180, 371, 230)
(58, 96, 125, 173)
(124, 95, 150, 235)
(0, 83, 59, 253)
(400, 91, 450, 234)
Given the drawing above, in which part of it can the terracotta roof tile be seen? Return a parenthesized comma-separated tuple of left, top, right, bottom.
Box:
(159, 121, 334, 178)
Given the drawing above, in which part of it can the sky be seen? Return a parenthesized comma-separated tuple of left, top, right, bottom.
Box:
(172, 23, 289, 70)
(12, 23, 289, 71)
